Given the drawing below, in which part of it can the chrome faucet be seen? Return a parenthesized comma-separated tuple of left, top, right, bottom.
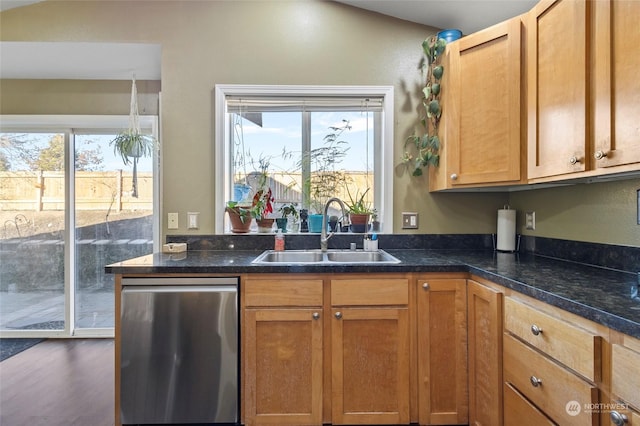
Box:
(320, 197, 349, 252)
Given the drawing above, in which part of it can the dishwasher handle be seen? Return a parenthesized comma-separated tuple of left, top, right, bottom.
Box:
(122, 285, 237, 294)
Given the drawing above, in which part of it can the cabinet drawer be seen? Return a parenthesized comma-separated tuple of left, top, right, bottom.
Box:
(244, 279, 323, 307)
(504, 297, 601, 381)
(504, 334, 598, 426)
(331, 279, 408, 306)
(504, 382, 556, 426)
(612, 344, 640, 410)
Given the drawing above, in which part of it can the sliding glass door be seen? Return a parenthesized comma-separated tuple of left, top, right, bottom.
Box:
(0, 116, 159, 337)
(0, 132, 67, 334)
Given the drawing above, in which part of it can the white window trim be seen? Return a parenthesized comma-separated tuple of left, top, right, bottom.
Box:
(214, 84, 394, 234)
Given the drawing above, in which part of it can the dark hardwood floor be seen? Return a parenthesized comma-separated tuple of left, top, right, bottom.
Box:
(0, 339, 114, 426)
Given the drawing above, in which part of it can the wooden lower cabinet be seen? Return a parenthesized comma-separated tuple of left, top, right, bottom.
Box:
(243, 277, 324, 426)
(467, 279, 503, 426)
(330, 277, 410, 425)
(331, 306, 410, 425)
(416, 277, 468, 425)
(504, 333, 598, 425)
(244, 308, 323, 425)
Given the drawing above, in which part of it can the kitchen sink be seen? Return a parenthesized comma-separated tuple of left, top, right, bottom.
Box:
(252, 249, 401, 265)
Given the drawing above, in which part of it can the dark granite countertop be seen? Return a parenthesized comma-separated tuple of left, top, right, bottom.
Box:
(106, 249, 640, 339)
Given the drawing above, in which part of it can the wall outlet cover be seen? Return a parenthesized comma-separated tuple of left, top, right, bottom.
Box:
(401, 212, 418, 229)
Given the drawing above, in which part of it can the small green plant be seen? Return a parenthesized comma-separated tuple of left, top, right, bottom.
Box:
(110, 131, 155, 165)
(345, 186, 373, 214)
(279, 202, 299, 219)
(404, 35, 447, 176)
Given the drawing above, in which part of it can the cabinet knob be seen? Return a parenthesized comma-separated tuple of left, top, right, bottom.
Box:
(529, 376, 542, 387)
(595, 150, 608, 160)
(569, 156, 581, 165)
(312, 312, 320, 320)
(530, 324, 543, 336)
(422, 282, 430, 290)
(450, 173, 458, 181)
(611, 411, 629, 426)
(334, 311, 342, 319)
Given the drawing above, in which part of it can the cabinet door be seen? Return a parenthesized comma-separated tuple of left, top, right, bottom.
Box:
(244, 308, 323, 426)
(468, 280, 503, 426)
(331, 307, 409, 425)
(446, 18, 522, 186)
(527, 0, 589, 179)
(417, 278, 468, 424)
(593, 0, 640, 169)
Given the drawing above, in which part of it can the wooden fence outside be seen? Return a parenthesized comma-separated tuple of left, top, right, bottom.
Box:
(0, 171, 153, 212)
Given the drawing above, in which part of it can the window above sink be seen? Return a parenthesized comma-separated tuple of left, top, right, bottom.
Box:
(214, 85, 395, 235)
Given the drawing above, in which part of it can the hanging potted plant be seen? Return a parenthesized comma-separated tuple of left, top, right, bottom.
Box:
(110, 77, 156, 197)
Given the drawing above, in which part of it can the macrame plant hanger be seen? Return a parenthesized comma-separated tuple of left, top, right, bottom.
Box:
(128, 75, 141, 198)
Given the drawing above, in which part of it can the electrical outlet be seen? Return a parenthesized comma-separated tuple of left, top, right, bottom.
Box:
(525, 211, 536, 230)
(168, 212, 179, 230)
(402, 212, 418, 229)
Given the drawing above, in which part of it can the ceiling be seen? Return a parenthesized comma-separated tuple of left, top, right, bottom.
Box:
(336, 0, 536, 34)
(0, 0, 537, 80)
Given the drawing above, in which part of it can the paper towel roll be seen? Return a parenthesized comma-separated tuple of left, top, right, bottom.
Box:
(497, 207, 516, 252)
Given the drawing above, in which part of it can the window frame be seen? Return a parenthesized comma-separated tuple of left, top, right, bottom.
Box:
(214, 84, 394, 234)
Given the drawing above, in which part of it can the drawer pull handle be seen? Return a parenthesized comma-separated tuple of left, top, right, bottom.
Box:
(422, 283, 430, 290)
(312, 312, 320, 320)
(569, 156, 581, 165)
(335, 311, 342, 320)
(530, 324, 543, 336)
(450, 173, 458, 181)
(595, 150, 608, 160)
(529, 376, 542, 387)
(610, 411, 629, 425)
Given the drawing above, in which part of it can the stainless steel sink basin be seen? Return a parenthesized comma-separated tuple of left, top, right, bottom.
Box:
(251, 249, 401, 265)
(253, 250, 325, 263)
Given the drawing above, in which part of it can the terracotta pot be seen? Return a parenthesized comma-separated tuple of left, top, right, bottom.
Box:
(256, 218, 275, 233)
(225, 207, 252, 233)
(349, 213, 370, 233)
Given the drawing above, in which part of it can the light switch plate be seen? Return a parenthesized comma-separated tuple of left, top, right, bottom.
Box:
(401, 212, 418, 229)
(187, 212, 199, 229)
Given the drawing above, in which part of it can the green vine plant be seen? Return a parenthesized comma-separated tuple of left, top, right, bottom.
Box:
(404, 35, 447, 176)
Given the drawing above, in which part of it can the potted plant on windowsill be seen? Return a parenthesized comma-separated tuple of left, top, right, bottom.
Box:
(225, 201, 253, 233)
(276, 202, 298, 233)
(345, 187, 373, 233)
(248, 157, 275, 233)
(251, 187, 275, 232)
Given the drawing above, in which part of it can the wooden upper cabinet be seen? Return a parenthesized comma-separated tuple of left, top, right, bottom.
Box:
(592, 0, 640, 170)
(528, 0, 640, 181)
(431, 17, 524, 190)
(527, 0, 589, 180)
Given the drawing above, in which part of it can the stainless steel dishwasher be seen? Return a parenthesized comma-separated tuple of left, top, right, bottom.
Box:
(120, 277, 238, 425)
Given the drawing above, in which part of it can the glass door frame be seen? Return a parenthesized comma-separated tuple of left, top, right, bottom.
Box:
(0, 115, 160, 338)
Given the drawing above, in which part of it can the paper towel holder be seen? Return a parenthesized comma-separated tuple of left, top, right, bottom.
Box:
(492, 233, 521, 253)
